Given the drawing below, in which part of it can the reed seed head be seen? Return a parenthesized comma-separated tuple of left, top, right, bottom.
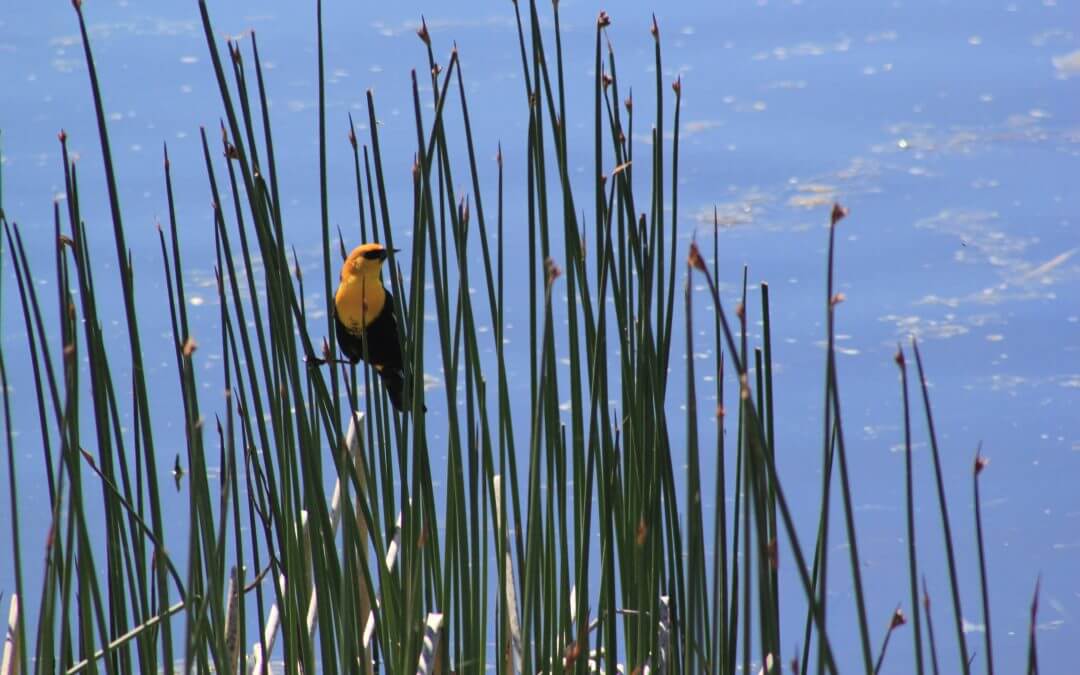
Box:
(830, 202, 848, 227)
(975, 454, 989, 475)
(563, 641, 581, 668)
(545, 257, 562, 287)
(890, 608, 906, 629)
(416, 18, 430, 45)
(598, 11, 611, 28)
(687, 242, 706, 271)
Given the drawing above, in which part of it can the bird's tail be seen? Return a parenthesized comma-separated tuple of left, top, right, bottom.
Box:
(378, 369, 426, 413)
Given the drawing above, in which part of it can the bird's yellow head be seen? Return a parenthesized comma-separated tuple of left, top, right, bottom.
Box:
(341, 243, 393, 282)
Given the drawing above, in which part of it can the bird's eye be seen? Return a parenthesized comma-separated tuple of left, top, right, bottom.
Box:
(362, 250, 382, 260)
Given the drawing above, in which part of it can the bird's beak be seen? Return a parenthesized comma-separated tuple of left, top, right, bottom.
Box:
(379, 248, 399, 262)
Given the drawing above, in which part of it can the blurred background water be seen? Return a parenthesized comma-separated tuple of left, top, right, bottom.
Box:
(2, 0, 1077, 671)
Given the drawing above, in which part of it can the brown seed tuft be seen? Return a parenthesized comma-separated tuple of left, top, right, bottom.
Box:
(831, 292, 846, 306)
(890, 608, 907, 629)
(830, 202, 849, 227)
(650, 14, 659, 39)
(624, 95, 633, 112)
(182, 336, 198, 357)
(672, 76, 681, 95)
(894, 346, 905, 367)
(716, 404, 725, 419)
(80, 447, 97, 470)
(58, 129, 67, 143)
(687, 242, 707, 271)
(597, 11, 611, 28)
(602, 73, 613, 89)
(975, 454, 989, 475)
(416, 18, 430, 45)
(348, 129, 357, 149)
(563, 641, 582, 668)
(545, 257, 562, 287)
(735, 302, 745, 321)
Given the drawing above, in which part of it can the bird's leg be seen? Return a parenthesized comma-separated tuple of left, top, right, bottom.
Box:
(305, 355, 352, 368)
(306, 335, 353, 368)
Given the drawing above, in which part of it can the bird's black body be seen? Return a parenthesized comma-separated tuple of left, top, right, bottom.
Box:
(334, 291, 410, 411)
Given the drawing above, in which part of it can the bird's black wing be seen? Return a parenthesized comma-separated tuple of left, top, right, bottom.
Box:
(334, 313, 363, 363)
(334, 289, 404, 369)
(334, 289, 418, 412)
(362, 291, 404, 372)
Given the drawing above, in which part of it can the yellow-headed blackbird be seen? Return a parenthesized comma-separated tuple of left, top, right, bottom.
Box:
(333, 242, 416, 412)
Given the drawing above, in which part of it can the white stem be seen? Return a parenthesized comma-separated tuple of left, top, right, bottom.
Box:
(1, 594, 19, 675)
(415, 613, 444, 675)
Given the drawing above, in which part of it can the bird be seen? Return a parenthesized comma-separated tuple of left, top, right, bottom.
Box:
(331, 242, 418, 412)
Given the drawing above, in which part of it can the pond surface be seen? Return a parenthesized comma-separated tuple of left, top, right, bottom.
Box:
(2, 0, 1077, 671)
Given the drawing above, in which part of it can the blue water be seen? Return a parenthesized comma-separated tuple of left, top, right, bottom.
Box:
(2, 0, 1077, 672)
